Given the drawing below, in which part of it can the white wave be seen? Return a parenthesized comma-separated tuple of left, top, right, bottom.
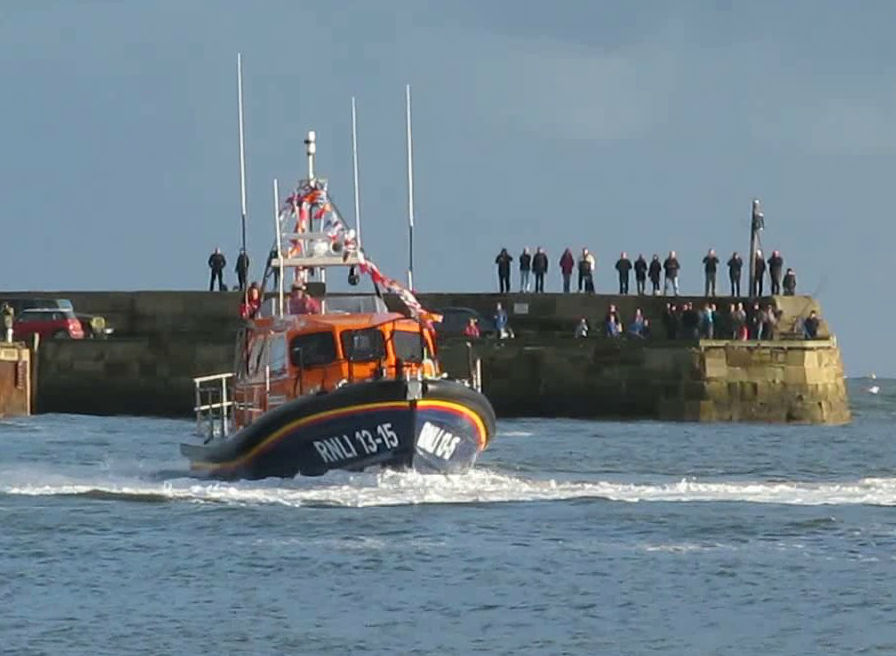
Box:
(4, 468, 896, 508)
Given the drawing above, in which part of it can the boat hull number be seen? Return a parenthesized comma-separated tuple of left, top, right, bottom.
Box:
(313, 422, 399, 464)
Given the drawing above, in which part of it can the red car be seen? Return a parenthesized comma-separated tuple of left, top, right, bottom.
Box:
(13, 308, 85, 340)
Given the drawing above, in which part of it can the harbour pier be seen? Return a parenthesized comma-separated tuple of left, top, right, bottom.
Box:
(7, 290, 849, 424)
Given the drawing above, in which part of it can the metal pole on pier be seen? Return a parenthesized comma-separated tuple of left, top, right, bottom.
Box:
(351, 96, 362, 249)
(237, 53, 248, 256)
(405, 84, 415, 290)
(749, 199, 763, 297)
(273, 178, 284, 317)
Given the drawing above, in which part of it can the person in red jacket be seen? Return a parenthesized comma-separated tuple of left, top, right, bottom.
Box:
(288, 283, 322, 315)
(239, 282, 262, 319)
(559, 248, 575, 293)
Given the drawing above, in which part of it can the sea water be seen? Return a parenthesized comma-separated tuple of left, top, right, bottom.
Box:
(1, 379, 894, 655)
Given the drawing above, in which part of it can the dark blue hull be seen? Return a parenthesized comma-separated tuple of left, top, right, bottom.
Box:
(180, 379, 496, 480)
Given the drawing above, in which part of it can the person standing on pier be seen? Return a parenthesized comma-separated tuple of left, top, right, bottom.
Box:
(634, 254, 647, 295)
(2, 303, 13, 342)
(782, 268, 797, 295)
(752, 249, 766, 296)
(235, 248, 250, 292)
(495, 248, 512, 294)
(702, 248, 719, 297)
(663, 251, 680, 296)
(519, 247, 532, 293)
(494, 302, 513, 339)
(615, 252, 632, 294)
(584, 249, 596, 292)
(577, 248, 593, 292)
(767, 250, 784, 294)
(648, 255, 662, 295)
(208, 247, 226, 292)
(532, 247, 549, 293)
(727, 251, 743, 297)
(559, 248, 574, 293)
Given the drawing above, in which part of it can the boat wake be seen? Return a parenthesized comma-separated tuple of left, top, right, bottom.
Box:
(4, 467, 896, 508)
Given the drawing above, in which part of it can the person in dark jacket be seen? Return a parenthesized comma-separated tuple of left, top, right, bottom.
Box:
(702, 248, 719, 297)
(532, 247, 549, 293)
(577, 248, 595, 293)
(495, 248, 512, 293)
(663, 251, 680, 296)
(235, 249, 250, 291)
(559, 248, 575, 293)
(680, 302, 700, 339)
(782, 268, 797, 295)
(208, 247, 226, 291)
(746, 301, 762, 338)
(661, 303, 677, 339)
(803, 310, 820, 339)
(727, 251, 743, 297)
(519, 247, 532, 293)
(753, 249, 766, 296)
(634, 254, 648, 295)
(615, 252, 632, 294)
(767, 250, 784, 294)
(266, 247, 280, 290)
(648, 255, 662, 295)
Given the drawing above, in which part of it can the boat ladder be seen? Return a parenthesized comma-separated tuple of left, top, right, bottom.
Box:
(193, 372, 235, 442)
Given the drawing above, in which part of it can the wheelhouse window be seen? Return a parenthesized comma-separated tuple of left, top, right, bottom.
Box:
(341, 328, 386, 362)
(290, 332, 337, 367)
(393, 330, 423, 363)
(269, 335, 288, 377)
(245, 333, 268, 379)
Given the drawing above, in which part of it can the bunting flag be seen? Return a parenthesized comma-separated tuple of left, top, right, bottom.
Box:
(277, 177, 435, 326)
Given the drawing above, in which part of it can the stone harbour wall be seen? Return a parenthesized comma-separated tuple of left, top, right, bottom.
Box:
(7, 290, 850, 423)
(37, 337, 233, 416)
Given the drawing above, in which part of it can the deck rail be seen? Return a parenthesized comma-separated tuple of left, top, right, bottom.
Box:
(193, 372, 235, 441)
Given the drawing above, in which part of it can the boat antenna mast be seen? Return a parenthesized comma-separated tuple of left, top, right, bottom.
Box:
(237, 53, 248, 257)
(351, 96, 362, 250)
(405, 84, 415, 290)
(273, 177, 284, 317)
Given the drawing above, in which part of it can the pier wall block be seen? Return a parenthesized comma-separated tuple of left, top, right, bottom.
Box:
(439, 336, 850, 424)
(0, 343, 30, 417)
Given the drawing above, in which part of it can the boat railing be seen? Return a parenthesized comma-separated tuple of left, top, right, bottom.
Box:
(193, 372, 235, 441)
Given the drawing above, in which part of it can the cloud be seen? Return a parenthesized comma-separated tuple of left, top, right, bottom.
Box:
(404, 28, 679, 142)
(748, 77, 896, 155)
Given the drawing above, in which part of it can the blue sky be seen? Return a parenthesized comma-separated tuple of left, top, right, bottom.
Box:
(1, 1, 893, 375)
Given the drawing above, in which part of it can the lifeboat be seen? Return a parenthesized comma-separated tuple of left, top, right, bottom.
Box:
(180, 131, 496, 480)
